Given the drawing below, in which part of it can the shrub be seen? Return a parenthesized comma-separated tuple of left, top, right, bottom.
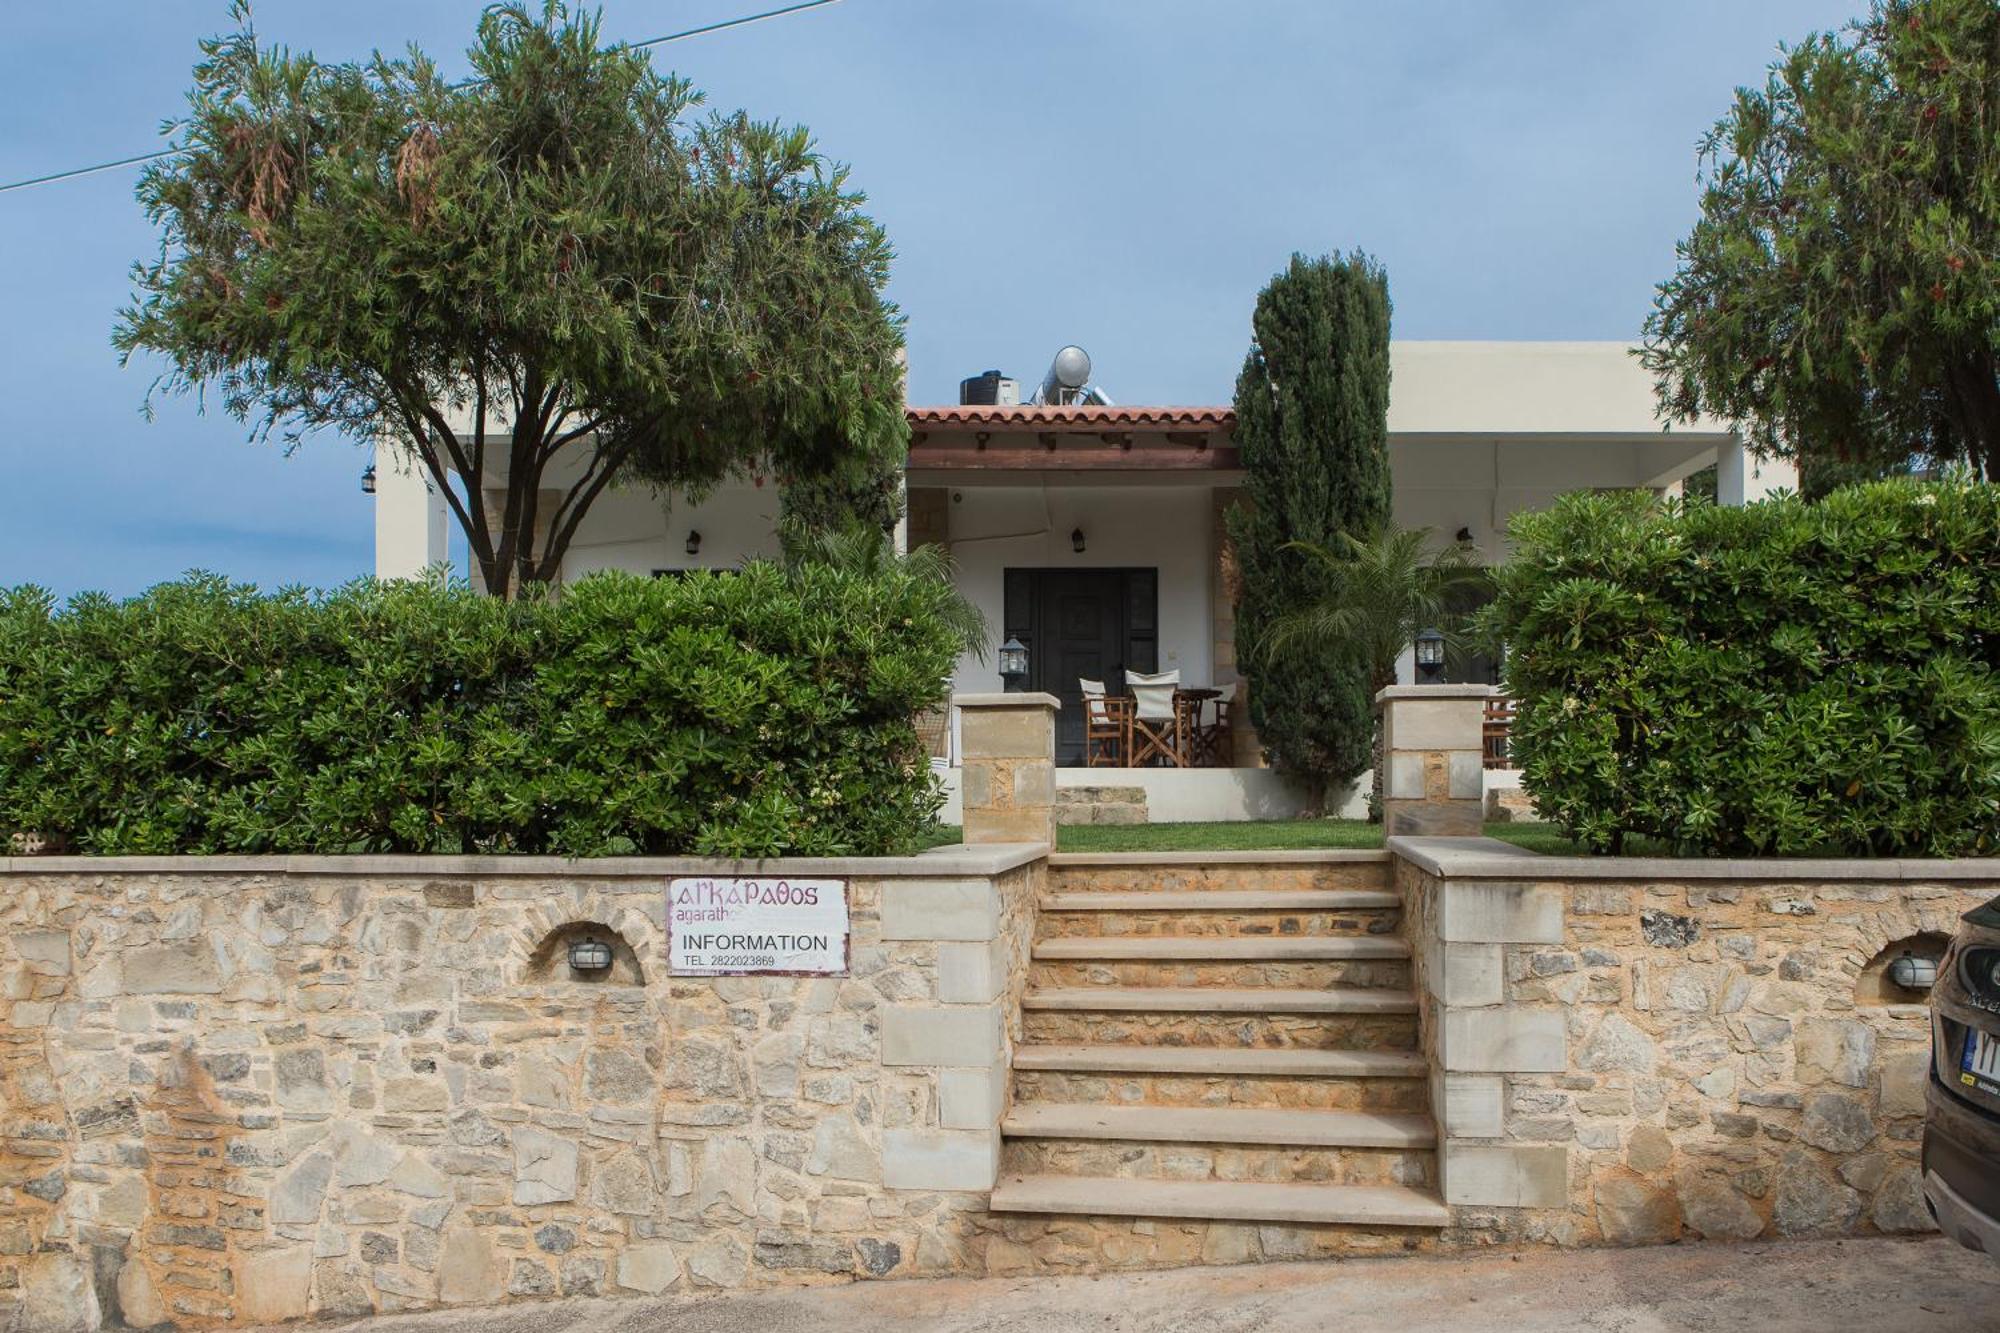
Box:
(0, 565, 963, 857)
(1485, 480, 2000, 856)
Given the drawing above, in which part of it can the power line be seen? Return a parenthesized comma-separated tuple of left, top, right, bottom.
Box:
(0, 149, 180, 194)
(0, 0, 845, 196)
(625, 0, 842, 51)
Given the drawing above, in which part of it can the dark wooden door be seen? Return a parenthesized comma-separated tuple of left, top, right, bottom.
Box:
(1004, 569, 1158, 764)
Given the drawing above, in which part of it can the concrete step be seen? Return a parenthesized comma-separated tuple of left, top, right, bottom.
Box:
(1021, 1009, 1416, 1051)
(1029, 958, 1411, 991)
(987, 1173, 1450, 1228)
(1012, 1044, 1426, 1078)
(1022, 986, 1417, 1014)
(1040, 890, 1400, 912)
(1012, 1069, 1430, 1113)
(1002, 1103, 1436, 1149)
(1034, 936, 1410, 962)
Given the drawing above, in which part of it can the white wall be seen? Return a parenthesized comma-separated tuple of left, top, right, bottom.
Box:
(943, 484, 1215, 694)
(1388, 342, 1734, 436)
(1387, 434, 1722, 565)
(1716, 438, 1800, 504)
(372, 444, 448, 579)
(559, 478, 782, 580)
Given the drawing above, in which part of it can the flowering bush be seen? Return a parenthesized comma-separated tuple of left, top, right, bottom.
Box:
(1484, 479, 2000, 856)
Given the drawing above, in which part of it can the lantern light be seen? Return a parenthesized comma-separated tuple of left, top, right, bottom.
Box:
(1071, 527, 1086, 554)
(1415, 627, 1446, 683)
(685, 531, 702, 557)
(360, 464, 377, 496)
(998, 637, 1029, 692)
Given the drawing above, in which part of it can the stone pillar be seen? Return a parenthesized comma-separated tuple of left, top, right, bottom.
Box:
(1209, 487, 1260, 767)
(955, 693, 1058, 846)
(906, 486, 950, 553)
(473, 486, 567, 593)
(1377, 684, 1493, 837)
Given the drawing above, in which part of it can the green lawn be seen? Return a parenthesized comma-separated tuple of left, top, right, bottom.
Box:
(916, 818, 1581, 854)
(1055, 819, 1384, 852)
(1479, 821, 1581, 854)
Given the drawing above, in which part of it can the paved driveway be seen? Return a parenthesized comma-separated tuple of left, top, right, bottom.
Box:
(252, 1236, 2000, 1333)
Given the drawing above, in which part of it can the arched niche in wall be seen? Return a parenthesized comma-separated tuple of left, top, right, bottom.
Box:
(1855, 931, 1951, 1006)
(523, 920, 645, 986)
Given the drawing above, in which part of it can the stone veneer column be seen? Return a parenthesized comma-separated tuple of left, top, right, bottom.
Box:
(955, 693, 1058, 846)
(1377, 684, 1493, 837)
(877, 861, 1036, 1193)
(906, 486, 950, 553)
(1413, 867, 1570, 1210)
(1209, 487, 1261, 767)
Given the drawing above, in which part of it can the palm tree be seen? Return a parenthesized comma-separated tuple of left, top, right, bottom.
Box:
(781, 521, 990, 661)
(1255, 524, 1492, 816)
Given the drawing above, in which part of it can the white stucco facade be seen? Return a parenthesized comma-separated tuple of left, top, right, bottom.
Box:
(941, 483, 1218, 695)
(554, 476, 783, 580)
(373, 341, 1793, 811)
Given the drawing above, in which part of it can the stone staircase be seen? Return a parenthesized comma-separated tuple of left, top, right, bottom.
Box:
(989, 851, 1448, 1235)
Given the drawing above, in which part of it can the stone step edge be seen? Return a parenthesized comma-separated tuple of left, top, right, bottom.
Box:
(1012, 1043, 1428, 1077)
(987, 1174, 1451, 1228)
(1001, 1103, 1437, 1149)
(1047, 850, 1391, 867)
(1021, 986, 1418, 1015)
(1039, 890, 1401, 912)
(1033, 936, 1411, 961)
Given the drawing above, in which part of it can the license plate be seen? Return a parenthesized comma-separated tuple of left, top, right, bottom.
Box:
(1961, 1029, 2000, 1093)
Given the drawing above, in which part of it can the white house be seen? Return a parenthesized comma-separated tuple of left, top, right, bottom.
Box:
(373, 341, 1791, 821)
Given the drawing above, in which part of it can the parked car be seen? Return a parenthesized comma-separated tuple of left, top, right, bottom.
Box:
(1926, 898, 2000, 1254)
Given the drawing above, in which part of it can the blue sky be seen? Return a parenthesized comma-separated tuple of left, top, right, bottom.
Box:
(0, 0, 1865, 598)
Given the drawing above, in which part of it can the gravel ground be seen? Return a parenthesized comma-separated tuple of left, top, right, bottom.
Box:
(250, 1235, 2000, 1333)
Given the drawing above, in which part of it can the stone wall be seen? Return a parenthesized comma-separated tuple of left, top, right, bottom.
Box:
(0, 844, 1043, 1331)
(1395, 835, 1998, 1247)
(1377, 686, 1491, 838)
(905, 487, 949, 555)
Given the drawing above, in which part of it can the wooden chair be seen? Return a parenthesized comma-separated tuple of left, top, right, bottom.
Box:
(1192, 697, 1234, 767)
(1483, 695, 1516, 769)
(1126, 669, 1186, 767)
(1081, 679, 1132, 767)
(913, 705, 951, 763)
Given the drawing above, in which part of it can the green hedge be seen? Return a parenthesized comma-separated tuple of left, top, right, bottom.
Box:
(1486, 480, 2000, 856)
(0, 566, 961, 857)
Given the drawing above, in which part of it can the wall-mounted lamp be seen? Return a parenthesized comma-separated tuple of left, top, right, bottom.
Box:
(1071, 527, 1086, 554)
(567, 938, 613, 973)
(1889, 952, 1938, 991)
(1415, 627, 1446, 683)
(1455, 526, 1473, 544)
(685, 531, 702, 557)
(998, 637, 1029, 692)
(361, 464, 377, 496)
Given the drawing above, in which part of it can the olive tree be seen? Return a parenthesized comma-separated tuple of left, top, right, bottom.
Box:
(118, 2, 907, 597)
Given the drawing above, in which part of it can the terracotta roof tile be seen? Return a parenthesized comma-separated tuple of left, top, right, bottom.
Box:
(905, 405, 1234, 431)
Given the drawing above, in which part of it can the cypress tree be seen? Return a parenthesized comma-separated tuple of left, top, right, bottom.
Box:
(1227, 252, 1393, 811)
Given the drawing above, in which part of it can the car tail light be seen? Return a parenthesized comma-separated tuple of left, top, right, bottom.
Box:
(1961, 947, 2000, 1009)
